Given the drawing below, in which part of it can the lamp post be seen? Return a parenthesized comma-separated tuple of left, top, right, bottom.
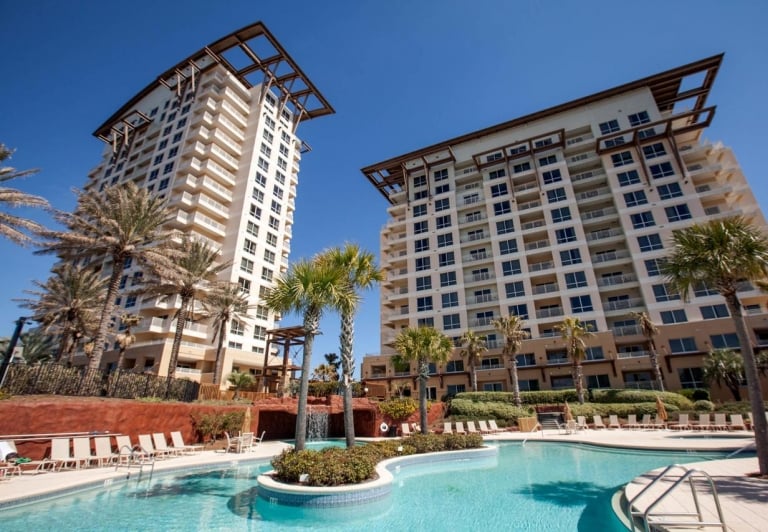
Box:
(0, 317, 29, 388)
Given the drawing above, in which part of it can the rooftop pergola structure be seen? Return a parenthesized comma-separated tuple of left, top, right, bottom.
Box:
(263, 325, 306, 396)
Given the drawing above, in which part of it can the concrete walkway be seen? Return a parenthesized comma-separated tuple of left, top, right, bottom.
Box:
(0, 429, 765, 531)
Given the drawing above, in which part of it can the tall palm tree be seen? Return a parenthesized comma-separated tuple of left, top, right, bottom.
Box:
(18, 264, 106, 363)
(459, 330, 487, 392)
(632, 311, 664, 392)
(663, 216, 768, 474)
(0, 144, 49, 245)
(316, 244, 383, 448)
(202, 282, 252, 386)
(393, 326, 454, 434)
(492, 315, 530, 407)
(702, 348, 745, 401)
(263, 258, 344, 450)
(322, 352, 341, 381)
(555, 316, 594, 404)
(144, 236, 229, 379)
(36, 182, 176, 369)
(115, 313, 141, 369)
(19, 328, 56, 364)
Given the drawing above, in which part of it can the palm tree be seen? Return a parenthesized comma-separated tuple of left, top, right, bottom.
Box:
(144, 236, 229, 379)
(555, 316, 594, 404)
(19, 328, 56, 364)
(393, 326, 454, 434)
(202, 282, 252, 386)
(632, 311, 664, 392)
(316, 244, 383, 448)
(263, 258, 344, 451)
(36, 182, 176, 370)
(492, 315, 530, 407)
(18, 264, 106, 363)
(702, 349, 745, 401)
(322, 352, 341, 381)
(115, 313, 141, 369)
(0, 144, 49, 245)
(459, 330, 487, 392)
(227, 371, 255, 400)
(663, 216, 768, 474)
(311, 363, 338, 382)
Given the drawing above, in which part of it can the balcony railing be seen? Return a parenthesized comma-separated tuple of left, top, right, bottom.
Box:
(536, 307, 564, 319)
(603, 297, 643, 311)
(597, 274, 636, 287)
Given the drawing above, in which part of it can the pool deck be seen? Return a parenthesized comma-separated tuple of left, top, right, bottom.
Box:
(0, 429, 765, 531)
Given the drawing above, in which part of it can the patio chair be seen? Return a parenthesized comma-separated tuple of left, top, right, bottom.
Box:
(592, 416, 606, 429)
(443, 422, 453, 434)
(695, 413, 712, 431)
(401, 423, 412, 437)
(138, 434, 171, 459)
(114, 435, 138, 464)
(153, 433, 181, 456)
(239, 432, 254, 452)
(466, 421, 480, 435)
(639, 414, 652, 429)
(712, 413, 729, 431)
(252, 430, 266, 448)
(51, 438, 80, 471)
(0, 440, 54, 474)
(729, 414, 747, 431)
(608, 415, 621, 429)
(93, 436, 116, 466)
(624, 414, 639, 429)
(670, 413, 692, 430)
(477, 420, 493, 434)
(576, 416, 589, 431)
(0, 460, 21, 479)
(224, 432, 242, 453)
(454, 421, 467, 434)
(488, 420, 505, 433)
(72, 437, 97, 468)
(170, 431, 204, 454)
(650, 415, 665, 430)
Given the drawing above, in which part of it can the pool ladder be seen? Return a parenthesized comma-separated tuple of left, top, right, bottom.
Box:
(625, 464, 726, 531)
(114, 445, 156, 482)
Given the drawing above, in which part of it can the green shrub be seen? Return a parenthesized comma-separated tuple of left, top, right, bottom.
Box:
(692, 389, 711, 401)
(590, 390, 693, 410)
(191, 410, 245, 441)
(694, 400, 715, 412)
(449, 398, 531, 424)
(378, 397, 418, 421)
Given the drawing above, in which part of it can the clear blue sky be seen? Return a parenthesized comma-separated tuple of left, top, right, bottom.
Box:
(1, 1, 767, 374)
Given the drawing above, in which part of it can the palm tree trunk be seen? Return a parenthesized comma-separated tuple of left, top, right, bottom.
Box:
(648, 342, 665, 392)
(471, 364, 478, 392)
(89, 261, 123, 370)
(212, 321, 227, 386)
(419, 359, 429, 434)
(510, 359, 521, 407)
(295, 309, 319, 451)
(55, 326, 73, 362)
(573, 362, 585, 404)
(116, 347, 127, 370)
(166, 297, 189, 380)
(340, 309, 356, 448)
(724, 293, 768, 475)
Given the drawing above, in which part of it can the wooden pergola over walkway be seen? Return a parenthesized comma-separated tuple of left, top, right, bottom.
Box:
(263, 325, 305, 395)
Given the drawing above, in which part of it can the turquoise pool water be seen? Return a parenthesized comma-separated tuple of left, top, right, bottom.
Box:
(0, 442, 732, 531)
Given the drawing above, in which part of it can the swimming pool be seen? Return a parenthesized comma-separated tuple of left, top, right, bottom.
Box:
(0, 442, 733, 531)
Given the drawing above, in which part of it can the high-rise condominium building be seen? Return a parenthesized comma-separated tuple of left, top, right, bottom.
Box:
(81, 22, 333, 384)
(360, 55, 768, 402)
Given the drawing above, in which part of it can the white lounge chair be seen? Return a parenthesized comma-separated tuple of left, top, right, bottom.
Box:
(153, 433, 181, 456)
(454, 421, 467, 434)
(488, 420, 505, 433)
(712, 413, 729, 431)
(401, 423, 412, 437)
(576, 416, 589, 431)
(170, 431, 203, 454)
(624, 414, 639, 430)
(729, 414, 746, 431)
(477, 420, 493, 434)
(51, 438, 79, 470)
(466, 421, 480, 435)
(592, 416, 606, 429)
(608, 415, 621, 429)
(443, 422, 453, 434)
(639, 414, 652, 429)
(695, 413, 712, 431)
(670, 413, 692, 430)
(138, 434, 171, 459)
(93, 436, 116, 466)
(0, 440, 53, 474)
(72, 437, 97, 468)
(650, 415, 666, 429)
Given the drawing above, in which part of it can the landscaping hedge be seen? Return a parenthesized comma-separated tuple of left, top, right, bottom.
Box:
(454, 389, 693, 410)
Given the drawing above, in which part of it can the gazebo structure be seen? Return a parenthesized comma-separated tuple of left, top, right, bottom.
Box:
(262, 326, 305, 396)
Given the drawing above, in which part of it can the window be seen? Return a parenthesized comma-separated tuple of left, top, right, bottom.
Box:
(508, 304, 529, 319)
(268, 216, 280, 230)
(585, 347, 605, 361)
(240, 258, 254, 274)
(436, 215, 451, 229)
(611, 151, 633, 167)
(433, 168, 448, 181)
(539, 155, 557, 166)
(413, 175, 426, 188)
(417, 317, 434, 328)
(658, 183, 683, 200)
(435, 184, 450, 195)
(711, 333, 741, 350)
(440, 271, 457, 287)
(570, 295, 593, 313)
(650, 162, 674, 179)
(642, 142, 666, 159)
(665, 204, 692, 222)
(253, 325, 267, 341)
(277, 157, 287, 171)
(494, 200, 512, 216)
(442, 292, 459, 308)
(502, 259, 521, 276)
(261, 267, 273, 282)
(490, 183, 508, 197)
(123, 295, 137, 308)
(414, 220, 428, 234)
(693, 282, 718, 297)
(645, 258, 664, 276)
(254, 172, 267, 188)
(624, 190, 648, 207)
(660, 309, 687, 324)
(547, 187, 567, 203)
(238, 277, 251, 293)
(263, 250, 276, 265)
(617, 170, 641, 187)
(637, 234, 663, 252)
(435, 198, 450, 211)
(499, 239, 518, 255)
(678, 367, 704, 389)
(413, 190, 428, 200)
(443, 314, 461, 330)
(652, 283, 680, 302)
(447, 384, 466, 395)
(416, 276, 432, 291)
(416, 296, 433, 312)
(266, 233, 278, 246)
(628, 111, 650, 126)
(586, 375, 611, 388)
(701, 304, 729, 320)
(438, 252, 455, 267)
(252, 188, 265, 203)
(599, 119, 620, 134)
(516, 353, 536, 367)
(446, 360, 464, 372)
(669, 337, 697, 353)
(230, 320, 245, 336)
(556, 227, 577, 244)
(551, 207, 571, 223)
(486, 152, 503, 162)
(631, 211, 655, 228)
(414, 238, 429, 253)
(560, 248, 582, 266)
(250, 204, 262, 219)
(243, 239, 256, 254)
(534, 138, 553, 148)
(437, 233, 453, 248)
(415, 257, 431, 271)
(275, 171, 285, 185)
(496, 219, 515, 234)
(412, 204, 427, 217)
(565, 271, 587, 289)
(255, 305, 269, 320)
(489, 168, 506, 180)
(270, 200, 281, 215)
(513, 162, 531, 173)
(505, 281, 524, 298)
(604, 137, 626, 148)
(272, 185, 283, 199)
(119, 275, 128, 289)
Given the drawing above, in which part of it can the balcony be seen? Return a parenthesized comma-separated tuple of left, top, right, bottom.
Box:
(617, 349, 650, 359)
(581, 206, 618, 223)
(463, 251, 491, 263)
(462, 232, 489, 243)
(603, 297, 643, 312)
(518, 199, 542, 211)
(612, 324, 642, 337)
(460, 212, 487, 225)
(521, 219, 546, 231)
(467, 293, 498, 305)
(525, 239, 550, 251)
(533, 283, 559, 295)
(536, 307, 564, 319)
(465, 271, 495, 283)
(529, 260, 554, 272)
(597, 274, 637, 287)
(586, 228, 624, 242)
(591, 249, 631, 264)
